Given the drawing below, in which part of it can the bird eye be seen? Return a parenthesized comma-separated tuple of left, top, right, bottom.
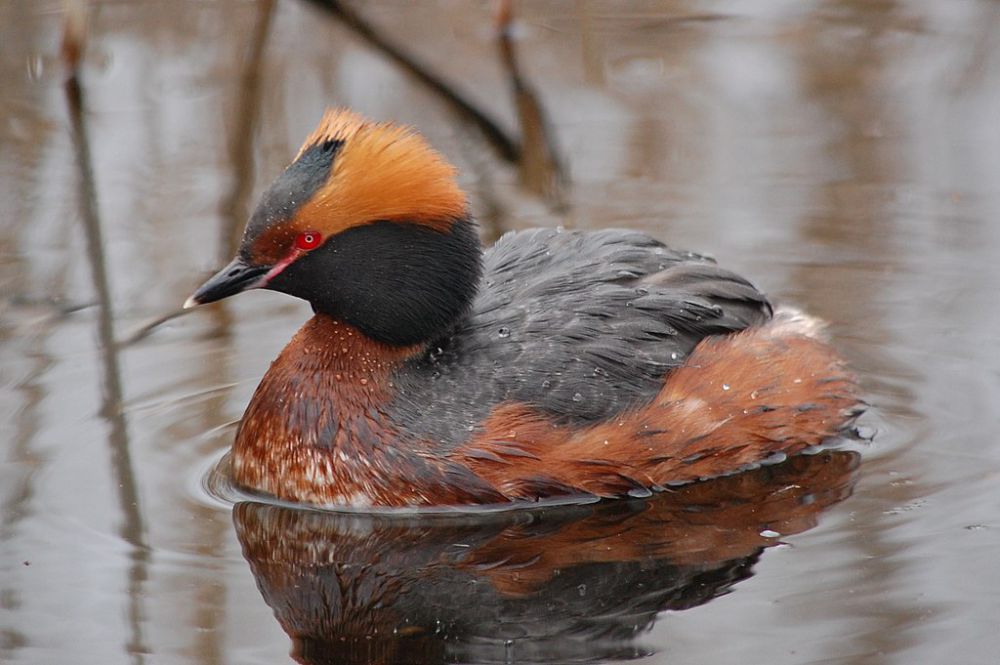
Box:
(295, 231, 323, 251)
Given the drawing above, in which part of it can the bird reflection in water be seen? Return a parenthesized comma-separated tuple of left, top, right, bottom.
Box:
(233, 449, 859, 664)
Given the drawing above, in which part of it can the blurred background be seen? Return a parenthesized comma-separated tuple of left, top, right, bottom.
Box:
(2, 1, 1000, 663)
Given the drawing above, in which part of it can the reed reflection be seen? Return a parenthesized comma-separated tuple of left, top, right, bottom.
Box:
(233, 449, 859, 664)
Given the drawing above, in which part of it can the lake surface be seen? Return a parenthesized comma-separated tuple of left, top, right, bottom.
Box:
(2, 1, 1000, 663)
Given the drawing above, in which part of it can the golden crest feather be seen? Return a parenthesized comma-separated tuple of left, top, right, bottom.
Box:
(295, 109, 467, 233)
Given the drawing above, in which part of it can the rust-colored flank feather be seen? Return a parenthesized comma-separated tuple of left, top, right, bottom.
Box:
(454, 309, 857, 500)
(295, 108, 466, 234)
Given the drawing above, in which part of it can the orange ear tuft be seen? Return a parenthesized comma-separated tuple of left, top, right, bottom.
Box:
(293, 109, 468, 235)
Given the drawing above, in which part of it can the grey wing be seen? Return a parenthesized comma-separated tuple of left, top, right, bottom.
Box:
(391, 228, 772, 444)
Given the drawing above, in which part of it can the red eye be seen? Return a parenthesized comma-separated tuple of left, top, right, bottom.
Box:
(295, 231, 322, 251)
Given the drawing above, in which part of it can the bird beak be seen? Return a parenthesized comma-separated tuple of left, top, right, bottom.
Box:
(184, 256, 270, 309)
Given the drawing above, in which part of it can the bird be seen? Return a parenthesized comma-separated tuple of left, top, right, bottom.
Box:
(185, 108, 862, 508)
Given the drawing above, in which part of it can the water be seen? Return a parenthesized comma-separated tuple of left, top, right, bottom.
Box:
(2, 1, 1000, 663)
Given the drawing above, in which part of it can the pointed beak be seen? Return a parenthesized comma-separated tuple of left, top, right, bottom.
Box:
(184, 256, 271, 309)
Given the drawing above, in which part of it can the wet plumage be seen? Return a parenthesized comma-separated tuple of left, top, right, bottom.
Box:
(187, 108, 862, 507)
(390, 227, 772, 445)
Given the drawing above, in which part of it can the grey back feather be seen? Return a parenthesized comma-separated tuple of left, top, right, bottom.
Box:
(388, 228, 772, 446)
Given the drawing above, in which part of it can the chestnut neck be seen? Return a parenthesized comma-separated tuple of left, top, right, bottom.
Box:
(231, 313, 503, 506)
(231, 315, 413, 501)
(246, 314, 418, 427)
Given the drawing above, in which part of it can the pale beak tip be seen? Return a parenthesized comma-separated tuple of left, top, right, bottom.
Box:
(183, 295, 201, 310)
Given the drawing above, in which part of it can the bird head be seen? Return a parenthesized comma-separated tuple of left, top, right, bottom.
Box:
(186, 109, 481, 346)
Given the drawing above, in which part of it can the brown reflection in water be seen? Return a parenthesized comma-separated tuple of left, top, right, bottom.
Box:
(576, 0, 605, 86)
(0, 329, 53, 656)
(953, 1, 1000, 93)
(304, 0, 519, 164)
(177, 6, 283, 660)
(234, 450, 858, 664)
(620, 8, 706, 193)
(183, 312, 235, 665)
(218, 0, 275, 265)
(64, 42, 149, 663)
(453, 122, 509, 244)
(497, 0, 567, 210)
(790, 1, 933, 658)
(122, 0, 276, 347)
(793, 0, 915, 368)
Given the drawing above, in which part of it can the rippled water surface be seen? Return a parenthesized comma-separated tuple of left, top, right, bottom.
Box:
(3, 1, 1000, 663)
